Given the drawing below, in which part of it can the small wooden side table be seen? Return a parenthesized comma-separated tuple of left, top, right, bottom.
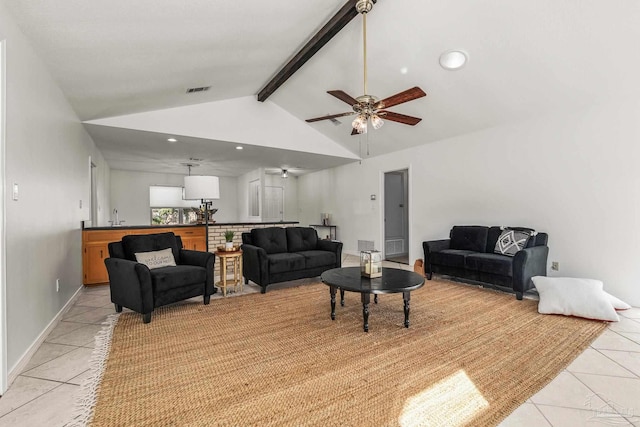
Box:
(214, 250, 243, 297)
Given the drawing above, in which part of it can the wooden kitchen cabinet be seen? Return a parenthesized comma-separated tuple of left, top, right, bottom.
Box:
(178, 227, 207, 251)
(84, 243, 110, 284)
(82, 226, 206, 286)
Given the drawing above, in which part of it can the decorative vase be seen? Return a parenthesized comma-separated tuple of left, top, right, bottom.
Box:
(225, 241, 233, 251)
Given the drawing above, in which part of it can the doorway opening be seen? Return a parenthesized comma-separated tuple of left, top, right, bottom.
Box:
(90, 159, 97, 226)
(383, 169, 409, 264)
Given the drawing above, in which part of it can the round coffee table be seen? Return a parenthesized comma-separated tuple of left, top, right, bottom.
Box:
(321, 267, 425, 332)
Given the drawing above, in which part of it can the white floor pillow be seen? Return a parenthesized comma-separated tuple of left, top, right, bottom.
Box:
(606, 292, 632, 310)
(532, 276, 621, 322)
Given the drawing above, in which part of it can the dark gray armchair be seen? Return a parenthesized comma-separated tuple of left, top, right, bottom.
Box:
(105, 232, 215, 323)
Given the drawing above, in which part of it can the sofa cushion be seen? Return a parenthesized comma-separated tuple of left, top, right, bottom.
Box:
(286, 227, 318, 252)
(450, 226, 488, 252)
(122, 232, 180, 263)
(465, 253, 513, 277)
(251, 227, 288, 254)
(150, 265, 206, 292)
(296, 250, 336, 269)
(267, 253, 305, 274)
(430, 249, 476, 269)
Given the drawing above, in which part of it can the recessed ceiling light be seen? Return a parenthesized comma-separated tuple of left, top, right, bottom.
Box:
(167, 138, 178, 143)
(439, 50, 468, 70)
(236, 146, 243, 150)
(400, 67, 408, 75)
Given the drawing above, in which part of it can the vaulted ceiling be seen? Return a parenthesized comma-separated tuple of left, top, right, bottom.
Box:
(4, 0, 640, 175)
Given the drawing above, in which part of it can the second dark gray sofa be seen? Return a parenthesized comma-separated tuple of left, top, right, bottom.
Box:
(423, 225, 549, 299)
(241, 227, 342, 293)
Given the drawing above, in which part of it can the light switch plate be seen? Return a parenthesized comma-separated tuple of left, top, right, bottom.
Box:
(12, 183, 18, 201)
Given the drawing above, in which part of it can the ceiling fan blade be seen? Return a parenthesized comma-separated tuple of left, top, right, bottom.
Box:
(305, 111, 355, 123)
(351, 127, 359, 136)
(378, 111, 422, 126)
(375, 87, 426, 109)
(328, 90, 359, 106)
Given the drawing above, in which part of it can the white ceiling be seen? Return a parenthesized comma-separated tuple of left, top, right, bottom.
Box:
(5, 0, 640, 175)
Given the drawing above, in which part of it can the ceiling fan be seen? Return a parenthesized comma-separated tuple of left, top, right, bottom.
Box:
(306, 0, 426, 135)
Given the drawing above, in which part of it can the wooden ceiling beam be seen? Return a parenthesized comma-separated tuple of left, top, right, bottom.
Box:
(257, 0, 376, 102)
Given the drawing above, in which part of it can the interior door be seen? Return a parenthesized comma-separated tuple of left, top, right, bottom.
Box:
(263, 186, 284, 222)
(384, 170, 409, 260)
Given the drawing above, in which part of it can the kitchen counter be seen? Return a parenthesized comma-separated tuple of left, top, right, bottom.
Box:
(83, 221, 299, 230)
(83, 224, 205, 231)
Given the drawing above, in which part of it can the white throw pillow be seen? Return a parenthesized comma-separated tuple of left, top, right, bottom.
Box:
(532, 276, 620, 322)
(135, 248, 177, 269)
(604, 291, 632, 311)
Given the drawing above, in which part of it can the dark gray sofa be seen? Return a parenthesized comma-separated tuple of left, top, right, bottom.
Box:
(423, 226, 549, 299)
(105, 232, 215, 323)
(241, 227, 342, 293)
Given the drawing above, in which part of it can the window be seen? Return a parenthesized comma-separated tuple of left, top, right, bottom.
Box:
(149, 186, 201, 225)
(151, 207, 199, 225)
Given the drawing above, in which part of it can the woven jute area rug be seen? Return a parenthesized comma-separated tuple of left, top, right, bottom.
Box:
(80, 279, 607, 426)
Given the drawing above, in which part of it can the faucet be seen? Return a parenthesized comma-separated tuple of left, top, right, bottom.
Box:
(109, 209, 124, 227)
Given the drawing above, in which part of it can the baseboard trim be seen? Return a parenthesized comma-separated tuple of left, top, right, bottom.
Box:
(7, 286, 84, 387)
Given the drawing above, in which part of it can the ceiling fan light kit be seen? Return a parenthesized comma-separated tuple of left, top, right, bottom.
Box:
(306, 0, 426, 135)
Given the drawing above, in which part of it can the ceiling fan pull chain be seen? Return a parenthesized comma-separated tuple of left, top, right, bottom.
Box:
(367, 132, 370, 156)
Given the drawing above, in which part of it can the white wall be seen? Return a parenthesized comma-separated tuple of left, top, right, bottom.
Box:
(299, 102, 640, 306)
(298, 169, 339, 228)
(0, 4, 110, 374)
(110, 170, 238, 225)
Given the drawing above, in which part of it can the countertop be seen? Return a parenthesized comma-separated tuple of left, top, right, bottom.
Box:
(83, 221, 299, 231)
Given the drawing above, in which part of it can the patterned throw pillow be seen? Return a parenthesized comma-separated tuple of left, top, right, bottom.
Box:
(135, 248, 177, 269)
(494, 229, 532, 257)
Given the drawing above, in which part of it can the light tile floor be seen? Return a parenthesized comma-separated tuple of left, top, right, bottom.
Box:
(0, 255, 638, 426)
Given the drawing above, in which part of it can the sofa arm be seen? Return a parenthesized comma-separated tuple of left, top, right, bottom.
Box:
(317, 240, 343, 267)
(179, 249, 216, 295)
(422, 239, 450, 278)
(241, 244, 269, 286)
(423, 239, 450, 253)
(105, 258, 154, 314)
(513, 246, 549, 298)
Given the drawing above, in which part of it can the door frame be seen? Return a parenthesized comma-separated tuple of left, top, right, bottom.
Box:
(379, 165, 412, 262)
(0, 39, 8, 393)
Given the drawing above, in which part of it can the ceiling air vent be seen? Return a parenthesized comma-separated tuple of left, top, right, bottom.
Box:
(186, 86, 211, 94)
(329, 117, 342, 126)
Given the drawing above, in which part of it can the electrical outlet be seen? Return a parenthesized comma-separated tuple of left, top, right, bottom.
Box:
(551, 262, 559, 271)
(56, 279, 60, 292)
